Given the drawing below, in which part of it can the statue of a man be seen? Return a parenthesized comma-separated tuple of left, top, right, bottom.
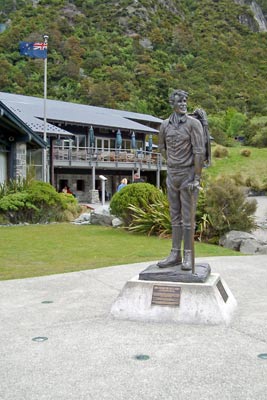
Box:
(157, 89, 205, 271)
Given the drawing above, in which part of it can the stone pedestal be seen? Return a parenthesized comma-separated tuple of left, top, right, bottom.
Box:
(111, 273, 237, 325)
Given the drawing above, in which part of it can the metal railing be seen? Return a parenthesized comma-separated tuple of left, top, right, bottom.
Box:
(53, 146, 165, 167)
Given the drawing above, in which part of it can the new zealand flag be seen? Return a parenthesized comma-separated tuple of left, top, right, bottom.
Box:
(19, 42, 47, 59)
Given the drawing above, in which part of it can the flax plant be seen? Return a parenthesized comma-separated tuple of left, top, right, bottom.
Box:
(128, 194, 171, 237)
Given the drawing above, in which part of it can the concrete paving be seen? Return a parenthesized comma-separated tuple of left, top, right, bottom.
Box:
(250, 196, 267, 223)
(250, 196, 267, 241)
(1, 255, 267, 400)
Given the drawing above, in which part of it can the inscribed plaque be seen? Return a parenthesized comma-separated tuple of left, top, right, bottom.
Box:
(217, 280, 228, 303)
(151, 285, 181, 306)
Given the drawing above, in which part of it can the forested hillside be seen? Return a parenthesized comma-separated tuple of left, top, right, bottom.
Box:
(1, 0, 267, 130)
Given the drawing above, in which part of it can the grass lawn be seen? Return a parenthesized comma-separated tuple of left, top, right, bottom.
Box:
(0, 223, 239, 281)
(207, 146, 267, 183)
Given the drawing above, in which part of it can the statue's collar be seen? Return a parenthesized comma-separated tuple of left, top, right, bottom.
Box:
(169, 113, 187, 126)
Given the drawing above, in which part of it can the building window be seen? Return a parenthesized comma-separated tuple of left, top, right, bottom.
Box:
(77, 179, 85, 191)
(74, 135, 86, 150)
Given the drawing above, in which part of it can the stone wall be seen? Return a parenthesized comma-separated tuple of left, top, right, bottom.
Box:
(55, 172, 113, 203)
(0, 149, 7, 183)
(14, 142, 27, 179)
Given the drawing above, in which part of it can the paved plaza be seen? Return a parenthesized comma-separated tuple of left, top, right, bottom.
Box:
(1, 255, 267, 400)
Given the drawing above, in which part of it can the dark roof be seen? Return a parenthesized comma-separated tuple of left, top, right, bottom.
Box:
(0, 93, 162, 134)
(0, 101, 46, 148)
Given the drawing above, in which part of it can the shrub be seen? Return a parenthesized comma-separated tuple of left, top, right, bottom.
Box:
(204, 175, 257, 242)
(127, 182, 211, 238)
(111, 177, 257, 244)
(244, 176, 263, 192)
(110, 183, 161, 225)
(228, 172, 264, 193)
(228, 172, 246, 187)
(212, 145, 229, 158)
(195, 179, 213, 241)
(0, 177, 31, 198)
(240, 148, 251, 157)
(127, 180, 212, 239)
(128, 190, 171, 236)
(0, 180, 81, 224)
(245, 116, 267, 147)
(0, 191, 37, 223)
(261, 176, 267, 192)
(207, 115, 228, 146)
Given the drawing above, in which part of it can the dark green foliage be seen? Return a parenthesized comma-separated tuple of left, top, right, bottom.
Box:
(0, 180, 81, 224)
(125, 184, 208, 238)
(0, 176, 30, 197)
(1, 0, 267, 121)
(109, 183, 160, 225)
(245, 116, 267, 147)
(128, 191, 171, 237)
(208, 108, 247, 146)
(204, 175, 257, 241)
(195, 179, 213, 241)
(126, 179, 213, 239)
(208, 116, 229, 146)
(258, 0, 267, 13)
(113, 175, 257, 244)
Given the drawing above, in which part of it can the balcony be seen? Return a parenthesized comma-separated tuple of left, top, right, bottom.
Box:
(52, 146, 166, 171)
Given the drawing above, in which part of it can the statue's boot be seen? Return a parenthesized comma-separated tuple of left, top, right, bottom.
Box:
(181, 228, 193, 271)
(181, 250, 192, 271)
(157, 225, 183, 268)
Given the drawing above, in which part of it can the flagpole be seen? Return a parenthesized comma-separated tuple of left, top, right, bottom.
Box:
(43, 34, 48, 182)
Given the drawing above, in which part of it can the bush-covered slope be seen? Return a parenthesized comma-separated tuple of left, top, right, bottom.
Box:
(1, 0, 267, 119)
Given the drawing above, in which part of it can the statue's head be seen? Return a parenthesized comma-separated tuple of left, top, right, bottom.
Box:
(169, 89, 188, 114)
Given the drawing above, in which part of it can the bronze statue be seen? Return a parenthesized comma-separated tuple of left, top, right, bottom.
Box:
(157, 90, 206, 272)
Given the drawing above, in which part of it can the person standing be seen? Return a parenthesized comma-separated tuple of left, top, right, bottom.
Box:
(117, 178, 128, 191)
(157, 89, 205, 271)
